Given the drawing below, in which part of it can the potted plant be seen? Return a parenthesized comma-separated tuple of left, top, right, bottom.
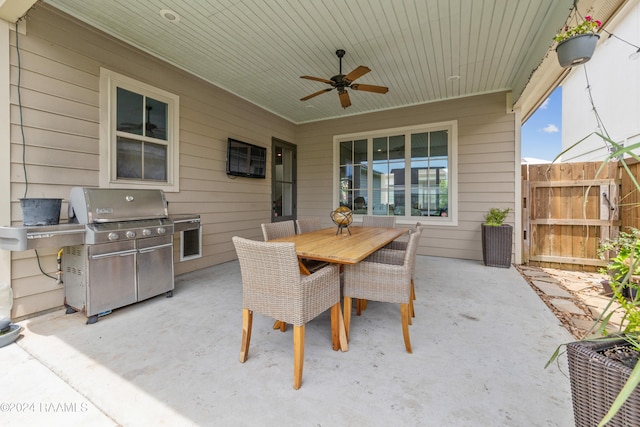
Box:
(481, 207, 512, 268)
(547, 228, 640, 426)
(554, 15, 601, 68)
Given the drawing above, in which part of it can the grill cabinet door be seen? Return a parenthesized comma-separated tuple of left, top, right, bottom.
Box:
(87, 240, 137, 315)
(137, 235, 174, 301)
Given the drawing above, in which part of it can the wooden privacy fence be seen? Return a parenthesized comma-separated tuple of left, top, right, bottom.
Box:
(522, 160, 640, 271)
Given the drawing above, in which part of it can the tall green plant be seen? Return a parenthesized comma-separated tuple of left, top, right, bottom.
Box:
(547, 131, 640, 426)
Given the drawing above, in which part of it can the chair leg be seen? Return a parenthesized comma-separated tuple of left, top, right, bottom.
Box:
(240, 309, 253, 363)
(410, 279, 416, 315)
(293, 325, 305, 390)
(272, 320, 287, 332)
(355, 298, 368, 315)
(408, 279, 415, 325)
(400, 304, 412, 354)
(343, 297, 352, 341)
(330, 302, 340, 351)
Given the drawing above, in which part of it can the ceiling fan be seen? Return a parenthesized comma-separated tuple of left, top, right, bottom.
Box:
(300, 49, 389, 108)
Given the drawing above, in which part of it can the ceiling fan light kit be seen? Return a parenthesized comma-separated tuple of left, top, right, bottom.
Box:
(300, 49, 389, 108)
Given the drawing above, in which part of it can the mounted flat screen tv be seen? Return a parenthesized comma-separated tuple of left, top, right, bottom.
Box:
(226, 138, 267, 179)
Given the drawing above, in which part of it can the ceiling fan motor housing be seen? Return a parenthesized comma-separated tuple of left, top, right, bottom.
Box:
(300, 48, 388, 107)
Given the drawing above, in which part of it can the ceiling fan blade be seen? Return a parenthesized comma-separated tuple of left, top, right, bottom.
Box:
(343, 66, 370, 83)
(350, 83, 389, 94)
(300, 75, 334, 84)
(300, 88, 333, 101)
(339, 90, 351, 108)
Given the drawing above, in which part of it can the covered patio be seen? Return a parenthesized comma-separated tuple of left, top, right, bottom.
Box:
(5, 256, 574, 426)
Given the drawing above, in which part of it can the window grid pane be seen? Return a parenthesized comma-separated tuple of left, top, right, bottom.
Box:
(117, 137, 142, 179)
(338, 127, 450, 220)
(338, 140, 370, 211)
(117, 137, 168, 181)
(143, 142, 168, 181)
(116, 86, 170, 183)
(117, 88, 143, 136)
(145, 97, 168, 141)
(410, 131, 449, 217)
(371, 135, 404, 216)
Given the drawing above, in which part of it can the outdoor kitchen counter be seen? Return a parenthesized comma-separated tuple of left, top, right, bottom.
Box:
(0, 223, 86, 251)
(169, 214, 200, 233)
(1, 213, 199, 252)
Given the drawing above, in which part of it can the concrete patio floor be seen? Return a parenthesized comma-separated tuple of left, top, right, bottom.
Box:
(3, 256, 575, 426)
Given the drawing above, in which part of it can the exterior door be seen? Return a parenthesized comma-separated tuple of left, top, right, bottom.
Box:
(271, 138, 296, 222)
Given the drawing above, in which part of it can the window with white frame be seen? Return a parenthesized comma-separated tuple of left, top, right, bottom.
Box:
(335, 122, 457, 224)
(100, 68, 180, 192)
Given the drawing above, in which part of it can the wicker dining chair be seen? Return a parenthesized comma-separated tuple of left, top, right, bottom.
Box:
(342, 230, 420, 353)
(295, 217, 330, 274)
(260, 218, 327, 274)
(261, 220, 296, 241)
(352, 216, 396, 315)
(295, 217, 322, 234)
(377, 222, 424, 322)
(232, 236, 341, 390)
(385, 221, 424, 251)
(361, 215, 396, 228)
(260, 220, 299, 332)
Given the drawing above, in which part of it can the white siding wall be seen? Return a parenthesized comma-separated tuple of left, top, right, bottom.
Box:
(296, 92, 517, 260)
(561, 1, 640, 162)
(8, 5, 295, 319)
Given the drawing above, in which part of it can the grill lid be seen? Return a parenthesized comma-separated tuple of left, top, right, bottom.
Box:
(69, 187, 169, 224)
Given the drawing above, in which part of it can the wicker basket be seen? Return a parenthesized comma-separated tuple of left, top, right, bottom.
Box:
(481, 224, 512, 268)
(567, 338, 640, 426)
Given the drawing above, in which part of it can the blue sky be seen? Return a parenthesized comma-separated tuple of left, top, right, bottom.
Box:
(521, 86, 562, 162)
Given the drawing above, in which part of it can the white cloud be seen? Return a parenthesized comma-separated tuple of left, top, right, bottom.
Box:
(539, 98, 550, 109)
(543, 124, 559, 133)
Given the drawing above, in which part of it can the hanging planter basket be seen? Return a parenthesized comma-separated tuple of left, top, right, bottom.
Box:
(556, 33, 599, 68)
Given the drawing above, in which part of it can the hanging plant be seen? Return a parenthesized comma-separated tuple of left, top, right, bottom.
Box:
(554, 15, 602, 68)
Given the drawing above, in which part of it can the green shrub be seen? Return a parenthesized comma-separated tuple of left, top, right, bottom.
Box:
(483, 208, 511, 226)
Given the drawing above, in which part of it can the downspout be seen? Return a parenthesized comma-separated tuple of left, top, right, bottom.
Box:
(0, 19, 11, 298)
(509, 92, 523, 265)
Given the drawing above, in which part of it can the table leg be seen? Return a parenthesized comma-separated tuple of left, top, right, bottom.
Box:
(298, 259, 311, 275)
(338, 302, 348, 352)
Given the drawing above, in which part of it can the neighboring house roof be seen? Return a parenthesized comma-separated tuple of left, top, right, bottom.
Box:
(0, 0, 619, 124)
(522, 157, 552, 164)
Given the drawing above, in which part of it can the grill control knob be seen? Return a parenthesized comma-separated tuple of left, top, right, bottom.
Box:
(126, 231, 136, 239)
(107, 232, 119, 241)
(142, 229, 152, 237)
(157, 227, 167, 235)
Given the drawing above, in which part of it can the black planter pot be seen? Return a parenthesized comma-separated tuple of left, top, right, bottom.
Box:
(567, 338, 640, 426)
(556, 33, 599, 68)
(481, 224, 512, 268)
(19, 198, 62, 226)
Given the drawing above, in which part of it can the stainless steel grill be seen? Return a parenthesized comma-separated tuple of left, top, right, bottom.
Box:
(64, 187, 175, 324)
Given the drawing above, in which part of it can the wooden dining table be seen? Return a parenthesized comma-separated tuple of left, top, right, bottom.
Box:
(270, 225, 408, 351)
